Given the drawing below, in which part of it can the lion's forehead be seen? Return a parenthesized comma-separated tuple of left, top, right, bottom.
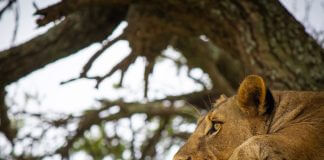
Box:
(211, 97, 238, 115)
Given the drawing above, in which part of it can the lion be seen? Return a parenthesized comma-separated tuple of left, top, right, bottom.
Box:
(173, 75, 324, 160)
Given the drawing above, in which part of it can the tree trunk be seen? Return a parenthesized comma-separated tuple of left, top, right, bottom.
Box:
(198, 0, 324, 90)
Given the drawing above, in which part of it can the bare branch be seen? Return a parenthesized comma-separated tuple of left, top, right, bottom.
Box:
(60, 34, 126, 85)
(0, 6, 127, 87)
(140, 118, 169, 159)
(118, 69, 126, 87)
(0, 0, 16, 19)
(80, 35, 124, 77)
(35, 0, 131, 26)
(10, 1, 19, 45)
(43, 100, 195, 158)
(0, 88, 16, 144)
(172, 37, 236, 96)
(129, 119, 136, 159)
(154, 90, 221, 110)
(95, 51, 137, 88)
(143, 58, 155, 98)
(187, 68, 208, 90)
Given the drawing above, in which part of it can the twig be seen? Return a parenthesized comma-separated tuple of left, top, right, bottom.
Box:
(187, 68, 208, 90)
(129, 118, 136, 159)
(0, 0, 16, 19)
(34, 0, 131, 26)
(60, 35, 124, 85)
(143, 58, 155, 98)
(46, 100, 195, 158)
(60, 76, 99, 85)
(139, 118, 169, 160)
(61, 38, 135, 88)
(10, 1, 19, 46)
(94, 51, 137, 88)
(117, 69, 126, 87)
(32, 1, 39, 11)
(154, 89, 220, 110)
(80, 35, 124, 77)
(159, 54, 185, 66)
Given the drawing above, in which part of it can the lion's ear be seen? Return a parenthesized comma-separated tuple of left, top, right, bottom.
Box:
(237, 75, 274, 116)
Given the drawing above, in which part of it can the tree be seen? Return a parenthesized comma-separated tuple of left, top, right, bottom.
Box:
(0, 0, 323, 159)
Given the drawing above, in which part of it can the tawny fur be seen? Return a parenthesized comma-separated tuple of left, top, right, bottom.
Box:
(173, 75, 324, 160)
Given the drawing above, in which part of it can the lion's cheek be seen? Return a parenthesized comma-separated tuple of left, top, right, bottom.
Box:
(228, 136, 287, 160)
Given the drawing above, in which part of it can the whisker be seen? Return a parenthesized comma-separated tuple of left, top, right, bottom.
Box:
(184, 101, 201, 118)
(202, 98, 210, 111)
(207, 94, 213, 108)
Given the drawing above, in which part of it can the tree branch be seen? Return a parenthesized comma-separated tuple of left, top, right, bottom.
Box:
(0, 6, 127, 87)
(140, 118, 169, 159)
(81, 35, 125, 78)
(0, 87, 16, 143)
(143, 58, 155, 98)
(35, 0, 131, 26)
(172, 37, 236, 96)
(49, 100, 196, 158)
(0, 0, 16, 19)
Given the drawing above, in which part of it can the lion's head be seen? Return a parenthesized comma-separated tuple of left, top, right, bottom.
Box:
(173, 75, 275, 160)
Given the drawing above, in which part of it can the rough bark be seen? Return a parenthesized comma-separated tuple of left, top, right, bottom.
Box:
(127, 0, 324, 90)
(199, 0, 324, 90)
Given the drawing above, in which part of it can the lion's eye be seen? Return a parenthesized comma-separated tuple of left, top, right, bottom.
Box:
(207, 121, 222, 135)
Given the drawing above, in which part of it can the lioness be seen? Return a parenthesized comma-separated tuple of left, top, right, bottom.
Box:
(173, 75, 324, 160)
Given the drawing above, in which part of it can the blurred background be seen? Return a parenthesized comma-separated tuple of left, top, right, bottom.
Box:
(0, 0, 323, 159)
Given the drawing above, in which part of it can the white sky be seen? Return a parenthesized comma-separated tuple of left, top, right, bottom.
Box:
(0, 0, 323, 160)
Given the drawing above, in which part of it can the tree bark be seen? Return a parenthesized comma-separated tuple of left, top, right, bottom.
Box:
(198, 0, 324, 90)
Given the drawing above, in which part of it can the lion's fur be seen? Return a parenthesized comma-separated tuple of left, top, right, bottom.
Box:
(173, 75, 324, 160)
